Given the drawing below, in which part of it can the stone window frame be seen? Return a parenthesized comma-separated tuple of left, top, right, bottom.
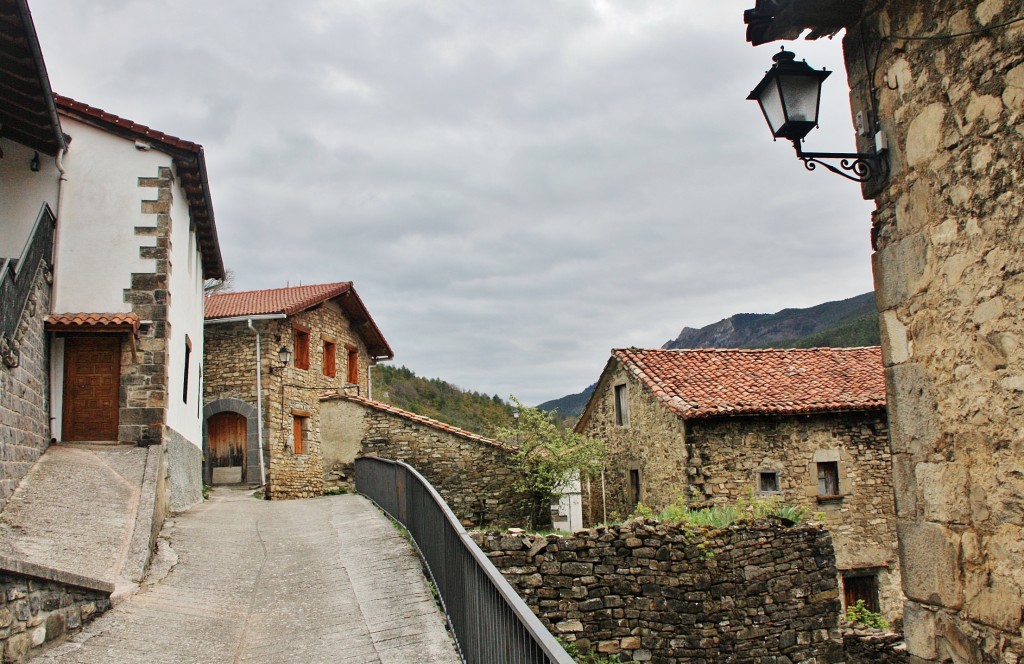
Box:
(755, 468, 782, 496)
(810, 449, 847, 502)
(291, 409, 311, 456)
(614, 383, 629, 427)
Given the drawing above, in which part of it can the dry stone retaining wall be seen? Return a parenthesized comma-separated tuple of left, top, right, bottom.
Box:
(473, 518, 844, 662)
(0, 570, 111, 663)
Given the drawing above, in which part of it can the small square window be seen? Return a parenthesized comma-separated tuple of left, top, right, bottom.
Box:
(758, 471, 779, 493)
(614, 384, 629, 427)
(818, 461, 840, 498)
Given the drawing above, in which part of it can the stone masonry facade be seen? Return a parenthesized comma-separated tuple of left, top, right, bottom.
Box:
(842, 2, 1024, 659)
(320, 395, 531, 527)
(473, 519, 844, 662)
(578, 356, 902, 621)
(0, 571, 111, 663)
(120, 167, 174, 447)
(204, 299, 371, 499)
(0, 265, 51, 512)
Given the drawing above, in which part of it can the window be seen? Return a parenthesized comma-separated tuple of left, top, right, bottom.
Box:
(758, 471, 779, 493)
(347, 345, 359, 384)
(817, 461, 840, 498)
(614, 384, 629, 426)
(843, 573, 880, 613)
(628, 469, 641, 509)
(292, 411, 310, 455)
(293, 326, 310, 370)
(323, 339, 336, 377)
(182, 335, 192, 403)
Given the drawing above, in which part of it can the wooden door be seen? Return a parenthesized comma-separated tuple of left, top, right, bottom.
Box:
(63, 336, 121, 441)
(208, 412, 247, 484)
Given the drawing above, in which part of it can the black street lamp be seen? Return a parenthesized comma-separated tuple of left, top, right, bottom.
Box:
(748, 48, 885, 183)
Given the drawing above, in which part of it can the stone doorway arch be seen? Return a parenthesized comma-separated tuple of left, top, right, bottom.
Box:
(203, 398, 260, 486)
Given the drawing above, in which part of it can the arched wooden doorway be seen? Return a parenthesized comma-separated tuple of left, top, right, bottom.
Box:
(207, 412, 247, 484)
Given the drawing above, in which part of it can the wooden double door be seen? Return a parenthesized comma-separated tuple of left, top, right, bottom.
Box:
(62, 336, 121, 442)
(208, 412, 247, 484)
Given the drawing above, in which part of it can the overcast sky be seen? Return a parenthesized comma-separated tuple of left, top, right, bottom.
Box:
(31, 1, 876, 405)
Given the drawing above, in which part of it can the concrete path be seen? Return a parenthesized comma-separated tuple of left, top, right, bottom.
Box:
(35, 488, 461, 664)
(0, 444, 157, 597)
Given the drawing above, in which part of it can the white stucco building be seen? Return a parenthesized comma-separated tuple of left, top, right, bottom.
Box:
(41, 96, 224, 510)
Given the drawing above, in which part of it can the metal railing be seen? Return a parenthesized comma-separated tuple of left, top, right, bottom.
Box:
(355, 456, 575, 664)
(1, 204, 55, 365)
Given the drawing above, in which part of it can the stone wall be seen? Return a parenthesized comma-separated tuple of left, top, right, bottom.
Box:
(321, 395, 530, 527)
(203, 299, 371, 499)
(575, 360, 690, 524)
(0, 567, 111, 663)
(0, 264, 51, 512)
(688, 411, 902, 620)
(472, 518, 843, 662)
(841, 2, 1024, 658)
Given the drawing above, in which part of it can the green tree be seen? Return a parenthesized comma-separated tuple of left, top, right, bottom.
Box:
(498, 398, 606, 529)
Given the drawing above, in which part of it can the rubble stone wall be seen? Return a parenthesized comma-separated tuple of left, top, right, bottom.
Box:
(689, 411, 902, 620)
(473, 519, 843, 663)
(0, 572, 110, 663)
(322, 396, 530, 527)
(842, 2, 1024, 658)
(0, 265, 50, 512)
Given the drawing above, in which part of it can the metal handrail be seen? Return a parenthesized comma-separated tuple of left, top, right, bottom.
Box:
(355, 456, 575, 664)
(1, 204, 56, 363)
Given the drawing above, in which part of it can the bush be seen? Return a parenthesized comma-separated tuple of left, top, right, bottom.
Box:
(630, 490, 816, 528)
(846, 599, 890, 630)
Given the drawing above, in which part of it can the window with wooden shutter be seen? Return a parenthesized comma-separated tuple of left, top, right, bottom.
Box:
(614, 384, 629, 427)
(292, 411, 310, 455)
(346, 345, 358, 384)
(293, 326, 310, 370)
(817, 461, 840, 498)
(323, 339, 336, 377)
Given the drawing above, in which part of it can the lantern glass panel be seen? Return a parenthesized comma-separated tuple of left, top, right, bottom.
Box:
(779, 73, 822, 124)
(758, 79, 786, 136)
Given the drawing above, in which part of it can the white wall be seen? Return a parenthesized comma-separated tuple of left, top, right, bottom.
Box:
(165, 170, 206, 447)
(0, 141, 60, 259)
(51, 117, 169, 313)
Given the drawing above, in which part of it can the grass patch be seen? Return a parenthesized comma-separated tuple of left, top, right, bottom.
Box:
(558, 638, 623, 663)
(631, 490, 819, 529)
(322, 485, 349, 496)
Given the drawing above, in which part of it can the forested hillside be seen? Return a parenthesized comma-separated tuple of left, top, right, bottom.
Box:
(373, 364, 515, 437)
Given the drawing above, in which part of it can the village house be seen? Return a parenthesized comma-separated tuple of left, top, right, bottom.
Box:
(203, 282, 393, 499)
(744, 1, 1024, 658)
(0, 0, 224, 514)
(576, 346, 902, 619)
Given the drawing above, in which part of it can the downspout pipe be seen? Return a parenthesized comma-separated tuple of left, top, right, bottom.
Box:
(247, 318, 267, 487)
(50, 148, 67, 312)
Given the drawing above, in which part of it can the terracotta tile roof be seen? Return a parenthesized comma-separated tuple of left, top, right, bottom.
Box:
(613, 346, 885, 420)
(205, 282, 394, 360)
(321, 393, 517, 452)
(54, 94, 200, 153)
(53, 94, 224, 281)
(45, 312, 140, 332)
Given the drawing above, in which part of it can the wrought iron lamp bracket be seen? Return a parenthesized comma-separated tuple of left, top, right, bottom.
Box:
(792, 141, 884, 183)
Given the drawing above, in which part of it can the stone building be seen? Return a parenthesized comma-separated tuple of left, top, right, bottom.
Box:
(744, 1, 1024, 659)
(203, 283, 393, 499)
(576, 346, 902, 619)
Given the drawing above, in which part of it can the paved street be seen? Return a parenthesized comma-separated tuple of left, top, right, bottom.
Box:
(36, 488, 461, 664)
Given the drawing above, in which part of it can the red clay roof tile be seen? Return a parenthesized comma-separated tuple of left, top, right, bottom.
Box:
(613, 347, 885, 420)
(45, 312, 140, 331)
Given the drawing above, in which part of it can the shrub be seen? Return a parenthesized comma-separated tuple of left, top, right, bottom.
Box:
(846, 599, 890, 630)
